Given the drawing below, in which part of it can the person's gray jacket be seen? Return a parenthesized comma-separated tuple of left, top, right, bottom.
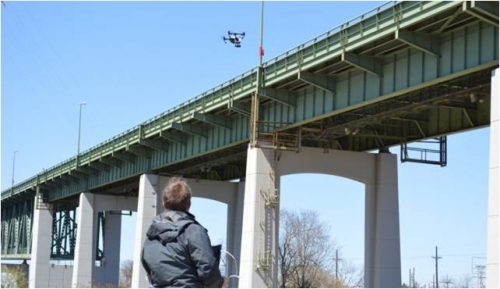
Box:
(141, 210, 223, 288)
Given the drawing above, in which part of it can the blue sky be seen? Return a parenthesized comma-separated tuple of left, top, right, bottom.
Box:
(1, 1, 490, 286)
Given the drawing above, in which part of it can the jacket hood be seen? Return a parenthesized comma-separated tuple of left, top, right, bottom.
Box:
(146, 210, 196, 243)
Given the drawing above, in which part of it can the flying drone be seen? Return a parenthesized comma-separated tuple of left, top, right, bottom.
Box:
(223, 31, 245, 48)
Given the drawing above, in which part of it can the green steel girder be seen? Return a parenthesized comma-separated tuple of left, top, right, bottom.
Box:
(112, 151, 136, 164)
(298, 71, 336, 95)
(41, 181, 60, 190)
(127, 144, 153, 158)
(260, 88, 296, 107)
(90, 161, 111, 171)
(51, 208, 77, 260)
(463, 1, 499, 27)
(69, 170, 89, 180)
(395, 29, 440, 56)
(139, 138, 170, 152)
(172, 122, 209, 138)
(76, 165, 100, 176)
(159, 130, 188, 146)
(341, 52, 383, 77)
(101, 157, 123, 168)
(51, 177, 69, 187)
(228, 101, 251, 116)
(61, 173, 79, 183)
(1, 198, 33, 257)
(437, 7, 463, 33)
(192, 112, 233, 130)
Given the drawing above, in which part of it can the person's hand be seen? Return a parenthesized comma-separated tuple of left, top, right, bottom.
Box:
(221, 278, 229, 288)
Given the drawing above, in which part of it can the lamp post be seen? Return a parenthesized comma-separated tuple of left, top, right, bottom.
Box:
(250, 1, 265, 146)
(77, 102, 87, 158)
(11, 150, 19, 186)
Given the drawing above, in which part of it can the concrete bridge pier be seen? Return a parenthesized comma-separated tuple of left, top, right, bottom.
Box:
(238, 145, 402, 288)
(28, 195, 53, 288)
(132, 174, 161, 288)
(94, 212, 122, 286)
(71, 193, 137, 288)
(238, 143, 279, 288)
(487, 68, 499, 288)
(131, 174, 246, 288)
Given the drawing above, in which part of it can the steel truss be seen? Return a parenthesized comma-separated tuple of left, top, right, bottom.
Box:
(1, 197, 34, 257)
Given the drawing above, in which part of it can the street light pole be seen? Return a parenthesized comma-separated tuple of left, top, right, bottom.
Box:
(77, 102, 87, 158)
(250, 1, 265, 147)
(11, 150, 19, 186)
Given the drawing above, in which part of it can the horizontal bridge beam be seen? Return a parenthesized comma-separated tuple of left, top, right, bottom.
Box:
(395, 29, 440, 56)
(112, 151, 136, 163)
(260, 88, 296, 107)
(159, 130, 188, 146)
(139, 138, 169, 152)
(172, 122, 208, 138)
(228, 101, 251, 116)
(192, 112, 232, 130)
(341, 52, 382, 77)
(298, 71, 336, 95)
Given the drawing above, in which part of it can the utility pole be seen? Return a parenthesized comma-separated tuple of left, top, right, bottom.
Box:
(412, 268, 415, 287)
(475, 265, 486, 287)
(409, 267, 415, 287)
(333, 249, 342, 282)
(11, 150, 19, 186)
(432, 246, 441, 288)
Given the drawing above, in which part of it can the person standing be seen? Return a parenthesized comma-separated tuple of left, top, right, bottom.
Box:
(141, 176, 224, 288)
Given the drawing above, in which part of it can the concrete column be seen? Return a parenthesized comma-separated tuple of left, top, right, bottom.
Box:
(29, 195, 53, 288)
(99, 212, 122, 286)
(239, 144, 278, 288)
(72, 192, 97, 288)
(227, 181, 245, 287)
(132, 174, 160, 288)
(487, 68, 499, 288)
(365, 153, 401, 288)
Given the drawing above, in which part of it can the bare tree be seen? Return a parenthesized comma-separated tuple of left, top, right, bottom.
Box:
(456, 274, 473, 288)
(337, 259, 364, 287)
(441, 275, 454, 288)
(119, 260, 133, 288)
(1, 265, 28, 288)
(278, 209, 336, 288)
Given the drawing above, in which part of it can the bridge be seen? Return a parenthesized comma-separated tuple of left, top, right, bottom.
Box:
(2, 1, 498, 287)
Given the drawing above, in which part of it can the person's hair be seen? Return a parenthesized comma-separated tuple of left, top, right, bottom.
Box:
(162, 176, 191, 211)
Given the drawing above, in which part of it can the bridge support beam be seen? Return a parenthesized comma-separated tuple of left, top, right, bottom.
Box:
(72, 193, 137, 288)
(28, 195, 53, 288)
(239, 146, 402, 288)
(72, 192, 96, 288)
(226, 183, 245, 288)
(132, 174, 245, 288)
(94, 213, 122, 286)
(132, 174, 161, 288)
(239, 144, 279, 288)
(487, 68, 499, 288)
(181, 178, 246, 288)
(365, 152, 401, 288)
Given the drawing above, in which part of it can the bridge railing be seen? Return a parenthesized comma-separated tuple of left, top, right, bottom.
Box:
(262, 1, 398, 68)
